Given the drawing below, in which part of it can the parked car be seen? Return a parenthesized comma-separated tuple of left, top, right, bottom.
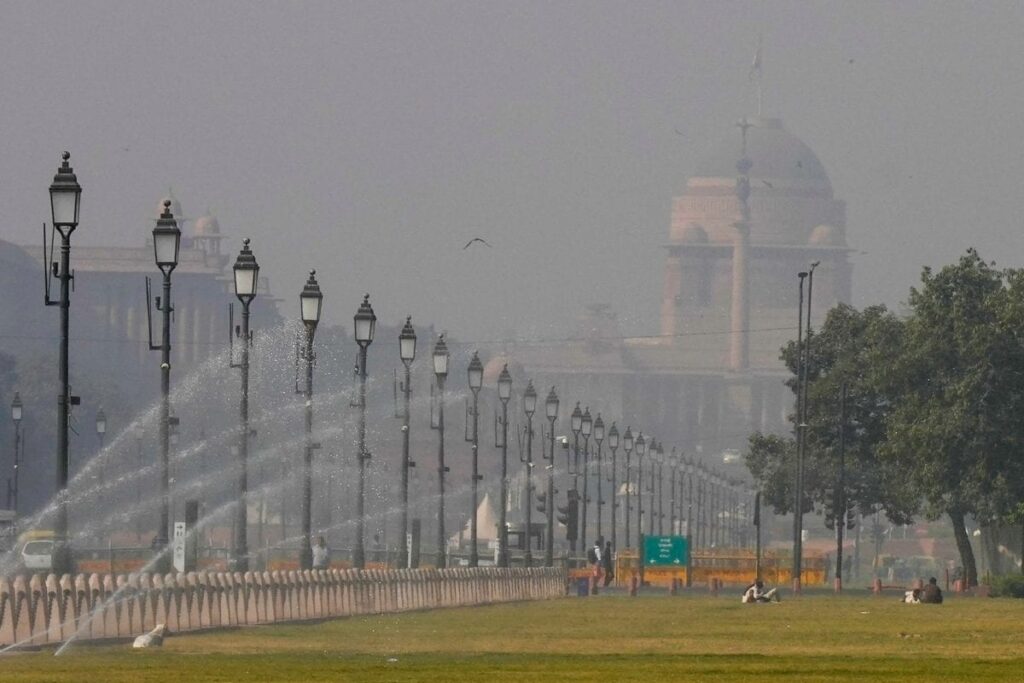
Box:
(21, 538, 54, 571)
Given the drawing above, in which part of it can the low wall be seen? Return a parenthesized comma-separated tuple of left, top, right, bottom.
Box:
(0, 567, 566, 647)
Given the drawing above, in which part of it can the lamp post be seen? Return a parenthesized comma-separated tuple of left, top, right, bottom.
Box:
(647, 440, 658, 537)
(593, 414, 604, 544)
(47, 152, 82, 575)
(685, 460, 694, 587)
(570, 403, 582, 555)
(606, 423, 618, 551)
(543, 387, 558, 566)
(398, 317, 416, 569)
(496, 365, 512, 567)
(352, 294, 376, 569)
(635, 433, 645, 548)
(95, 408, 107, 491)
(520, 380, 537, 567)
(148, 199, 181, 567)
(580, 407, 592, 549)
(298, 271, 323, 570)
(10, 393, 22, 513)
(231, 238, 259, 572)
(432, 334, 449, 568)
(466, 352, 483, 566)
(622, 427, 633, 548)
(668, 448, 678, 535)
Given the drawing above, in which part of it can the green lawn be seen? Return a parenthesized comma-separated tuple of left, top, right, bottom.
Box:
(2, 593, 1023, 681)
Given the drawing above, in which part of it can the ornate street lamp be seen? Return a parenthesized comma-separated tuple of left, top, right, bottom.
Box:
(9, 393, 22, 513)
(432, 334, 449, 568)
(46, 152, 82, 575)
(543, 386, 558, 566)
(496, 364, 512, 567)
(635, 433, 646, 548)
(569, 402, 582, 555)
(398, 316, 416, 568)
(467, 351, 483, 566)
(580, 407, 592, 550)
(520, 379, 538, 567)
(592, 414, 604, 544)
(298, 271, 322, 570)
(606, 422, 619, 551)
(622, 426, 634, 548)
(352, 294, 376, 569)
(146, 199, 182, 569)
(230, 238, 259, 571)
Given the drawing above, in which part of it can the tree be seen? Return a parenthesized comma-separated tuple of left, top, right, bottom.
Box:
(744, 304, 914, 530)
(881, 250, 1024, 586)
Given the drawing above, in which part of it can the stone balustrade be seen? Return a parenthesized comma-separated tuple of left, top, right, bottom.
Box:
(0, 567, 566, 647)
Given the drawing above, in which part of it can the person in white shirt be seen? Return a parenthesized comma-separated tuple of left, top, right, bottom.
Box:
(312, 536, 330, 570)
(742, 579, 779, 603)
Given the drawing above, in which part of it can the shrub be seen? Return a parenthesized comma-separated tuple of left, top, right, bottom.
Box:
(988, 574, 1024, 598)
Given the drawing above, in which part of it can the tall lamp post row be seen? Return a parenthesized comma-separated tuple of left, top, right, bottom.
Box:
(36, 153, 758, 574)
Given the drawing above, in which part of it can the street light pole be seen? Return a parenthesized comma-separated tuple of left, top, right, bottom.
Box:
(622, 427, 633, 548)
(230, 238, 259, 572)
(147, 199, 181, 569)
(95, 408, 106, 477)
(10, 393, 22, 514)
(580, 407, 592, 549)
(543, 387, 558, 567)
(606, 423, 619, 551)
(593, 415, 604, 544)
(496, 365, 512, 567)
(520, 380, 537, 568)
(298, 271, 323, 570)
(398, 317, 417, 569)
(635, 434, 646, 548)
(432, 335, 450, 568)
(46, 152, 82, 575)
(570, 403, 582, 555)
(685, 460, 695, 587)
(352, 295, 377, 569)
(467, 352, 483, 567)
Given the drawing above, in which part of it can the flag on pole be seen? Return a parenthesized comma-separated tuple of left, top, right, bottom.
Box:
(749, 44, 762, 81)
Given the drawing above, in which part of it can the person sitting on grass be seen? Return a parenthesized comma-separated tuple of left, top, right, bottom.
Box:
(903, 588, 922, 603)
(920, 577, 943, 604)
(741, 579, 779, 603)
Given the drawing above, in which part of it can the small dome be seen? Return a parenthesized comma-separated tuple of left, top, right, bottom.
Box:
(679, 223, 708, 244)
(482, 353, 525, 386)
(193, 214, 221, 236)
(693, 117, 832, 192)
(809, 224, 843, 246)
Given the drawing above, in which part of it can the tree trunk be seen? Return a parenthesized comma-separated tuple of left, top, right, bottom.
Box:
(949, 507, 978, 587)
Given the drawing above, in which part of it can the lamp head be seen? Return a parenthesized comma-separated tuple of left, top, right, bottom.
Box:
(299, 270, 323, 327)
(399, 316, 417, 363)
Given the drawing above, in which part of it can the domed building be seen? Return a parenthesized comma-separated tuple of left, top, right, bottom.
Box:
(641, 116, 852, 448)
(508, 116, 852, 458)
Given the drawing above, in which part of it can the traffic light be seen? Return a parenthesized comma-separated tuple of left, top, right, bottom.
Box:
(556, 490, 579, 542)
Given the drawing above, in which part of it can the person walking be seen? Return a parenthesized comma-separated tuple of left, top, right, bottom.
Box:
(602, 541, 614, 587)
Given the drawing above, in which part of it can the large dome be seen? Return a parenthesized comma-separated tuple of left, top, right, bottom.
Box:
(693, 117, 831, 192)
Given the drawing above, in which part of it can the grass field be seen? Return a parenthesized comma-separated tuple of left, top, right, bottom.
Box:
(2, 592, 1023, 681)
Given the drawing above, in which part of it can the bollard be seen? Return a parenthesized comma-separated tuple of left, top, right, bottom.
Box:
(669, 577, 677, 596)
(872, 577, 883, 595)
(708, 577, 719, 597)
(629, 573, 639, 597)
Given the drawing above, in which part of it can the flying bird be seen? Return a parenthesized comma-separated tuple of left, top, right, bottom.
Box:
(761, 180, 774, 188)
(463, 238, 492, 250)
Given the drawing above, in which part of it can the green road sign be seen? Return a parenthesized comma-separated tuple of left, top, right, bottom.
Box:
(643, 535, 688, 566)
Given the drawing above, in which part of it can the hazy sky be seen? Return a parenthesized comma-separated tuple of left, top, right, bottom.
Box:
(3, 1, 1024, 342)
